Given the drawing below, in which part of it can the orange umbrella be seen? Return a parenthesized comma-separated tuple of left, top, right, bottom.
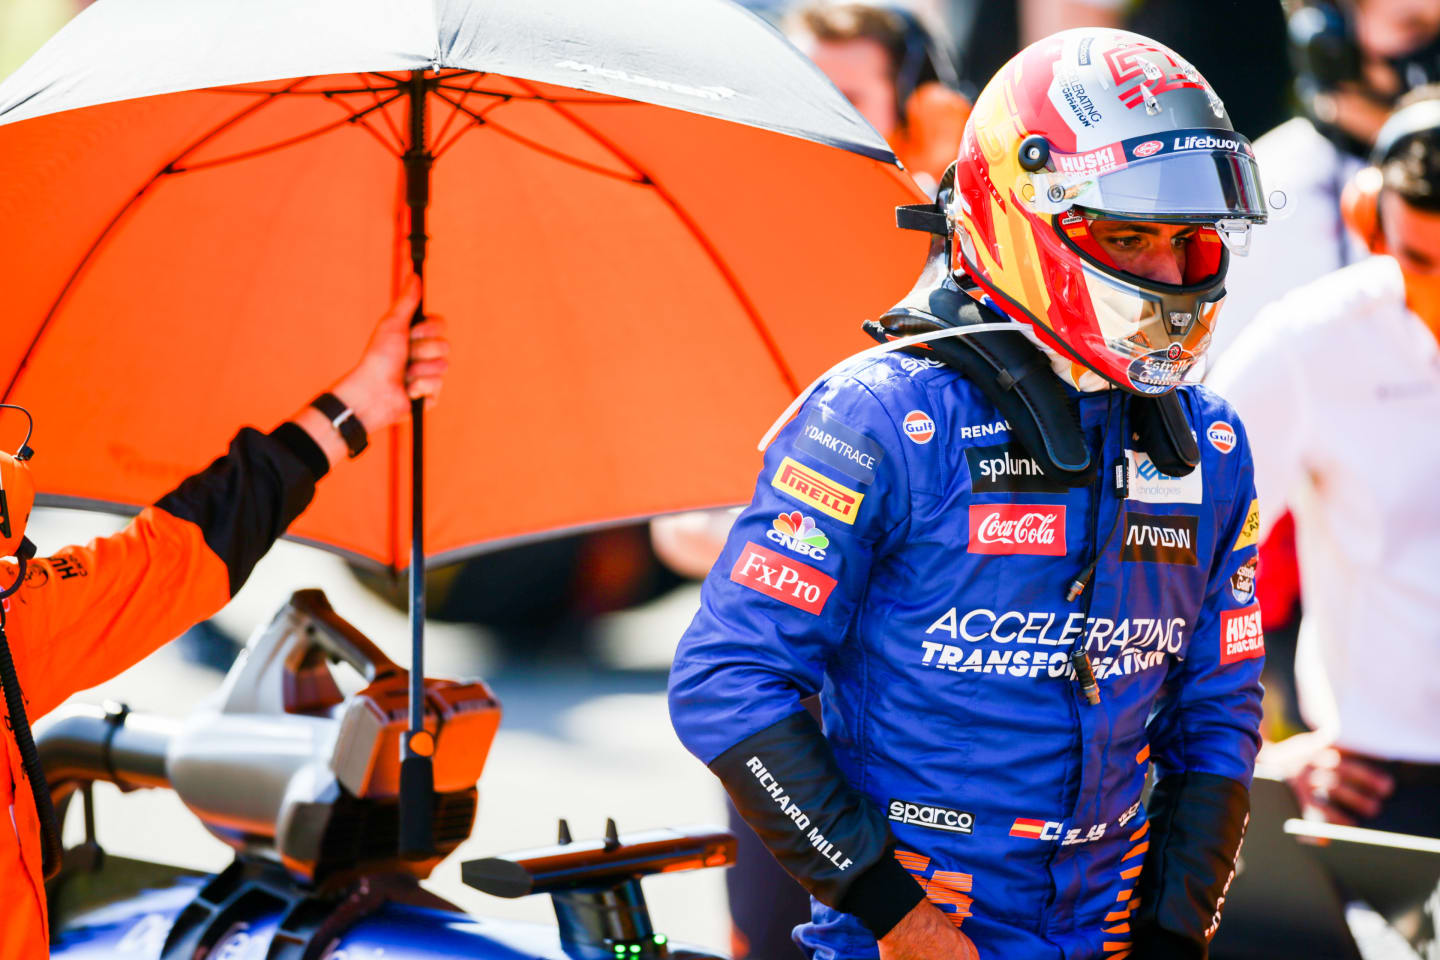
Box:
(0, 0, 926, 852)
(0, 0, 926, 568)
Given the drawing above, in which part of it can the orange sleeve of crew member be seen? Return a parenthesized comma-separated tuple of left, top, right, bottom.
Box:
(0, 423, 327, 718)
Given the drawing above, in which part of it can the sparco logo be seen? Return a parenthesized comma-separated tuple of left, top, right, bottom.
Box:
(1121, 512, 1198, 565)
(966, 443, 1065, 493)
(968, 505, 1066, 556)
(730, 542, 837, 614)
(889, 800, 975, 835)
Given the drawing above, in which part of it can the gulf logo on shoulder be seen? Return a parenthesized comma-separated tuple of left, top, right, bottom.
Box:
(730, 541, 837, 615)
(772, 458, 864, 525)
(903, 410, 936, 444)
(1207, 421, 1236, 454)
(1220, 605, 1264, 665)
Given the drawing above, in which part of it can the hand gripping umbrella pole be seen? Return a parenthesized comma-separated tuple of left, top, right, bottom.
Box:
(399, 69, 435, 860)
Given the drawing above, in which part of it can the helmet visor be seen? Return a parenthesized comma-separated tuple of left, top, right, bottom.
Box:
(1032, 128, 1267, 222)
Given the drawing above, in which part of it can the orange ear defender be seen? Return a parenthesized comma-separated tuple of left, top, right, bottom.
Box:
(1341, 164, 1387, 254)
(1347, 97, 1440, 256)
(891, 81, 972, 185)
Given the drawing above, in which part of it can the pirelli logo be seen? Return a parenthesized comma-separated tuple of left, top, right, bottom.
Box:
(771, 457, 863, 525)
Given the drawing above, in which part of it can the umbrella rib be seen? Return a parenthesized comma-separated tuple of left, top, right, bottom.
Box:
(429, 89, 647, 183)
(511, 78, 800, 394)
(430, 73, 483, 151)
(169, 93, 405, 173)
(3, 82, 303, 403)
(347, 73, 407, 154)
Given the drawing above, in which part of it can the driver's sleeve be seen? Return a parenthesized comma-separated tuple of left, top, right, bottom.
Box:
(3, 424, 327, 718)
(1136, 412, 1265, 958)
(669, 376, 922, 940)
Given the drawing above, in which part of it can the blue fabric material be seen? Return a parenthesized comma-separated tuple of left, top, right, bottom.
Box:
(669, 354, 1264, 960)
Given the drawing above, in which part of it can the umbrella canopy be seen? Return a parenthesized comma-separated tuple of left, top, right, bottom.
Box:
(0, 0, 927, 570)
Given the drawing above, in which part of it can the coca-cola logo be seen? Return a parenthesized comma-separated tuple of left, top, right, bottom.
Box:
(968, 505, 1067, 556)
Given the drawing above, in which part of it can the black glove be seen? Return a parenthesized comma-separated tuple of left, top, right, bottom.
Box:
(1132, 772, 1250, 959)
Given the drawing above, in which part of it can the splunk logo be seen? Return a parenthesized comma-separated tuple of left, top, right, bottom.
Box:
(966, 443, 1065, 493)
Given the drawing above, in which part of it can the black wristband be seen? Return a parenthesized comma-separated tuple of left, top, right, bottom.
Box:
(838, 848, 927, 940)
(310, 392, 368, 459)
(270, 422, 330, 481)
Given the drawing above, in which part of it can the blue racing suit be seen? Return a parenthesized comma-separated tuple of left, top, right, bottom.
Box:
(669, 353, 1265, 960)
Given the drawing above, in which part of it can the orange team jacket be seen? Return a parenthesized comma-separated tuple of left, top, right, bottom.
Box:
(0, 424, 327, 959)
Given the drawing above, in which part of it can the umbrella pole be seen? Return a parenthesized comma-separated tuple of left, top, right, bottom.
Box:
(399, 68, 435, 860)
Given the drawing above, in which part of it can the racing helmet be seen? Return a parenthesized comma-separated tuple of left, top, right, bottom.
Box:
(950, 29, 1268, 394)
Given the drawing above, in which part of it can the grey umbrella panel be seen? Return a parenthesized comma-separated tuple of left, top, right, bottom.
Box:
(0, 0, 895, 163)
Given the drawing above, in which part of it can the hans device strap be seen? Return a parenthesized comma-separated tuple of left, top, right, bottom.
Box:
(882, 177, 1199, 485)
(310, 392, 368, 459)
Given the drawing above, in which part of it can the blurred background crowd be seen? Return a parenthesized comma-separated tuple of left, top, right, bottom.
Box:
(3, 0, 1439, 958)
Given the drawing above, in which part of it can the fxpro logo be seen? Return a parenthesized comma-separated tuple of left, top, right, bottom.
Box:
(730, 542, 837, 615)
(889, 800, 975, 835)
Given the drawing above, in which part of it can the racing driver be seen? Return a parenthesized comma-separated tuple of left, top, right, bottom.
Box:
(670, 28, 1269, 960)
(0, 277, 446, 959)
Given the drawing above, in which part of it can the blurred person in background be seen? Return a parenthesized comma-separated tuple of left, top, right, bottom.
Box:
(958, 0, 1291, 141)
(0, 281, 447, 958)
(1209, 87, 1440, 838)
(1209, 0, 1440, 749)
(785, 2, 971, 192)
(1218, 0, 1440, 358)
(651, 7, 970, 956)
(673, 27, 1270, 960)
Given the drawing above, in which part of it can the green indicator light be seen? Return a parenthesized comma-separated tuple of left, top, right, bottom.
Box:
(630, 946, 641, 954)
(655, 935, 668, 945)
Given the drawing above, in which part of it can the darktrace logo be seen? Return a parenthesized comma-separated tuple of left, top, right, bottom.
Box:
(889, 800, 974, 835)
(966, 443, 1066, 493)
(1121, 512, 1198, 565)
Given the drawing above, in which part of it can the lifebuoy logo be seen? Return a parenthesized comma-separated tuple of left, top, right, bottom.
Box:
(771, 457, 864, 525)
(1220, 605, 1264, 665)
(730, 541, 837, 615)
(968, 505, 1066, 556)
(1133, 139, 1164, 158)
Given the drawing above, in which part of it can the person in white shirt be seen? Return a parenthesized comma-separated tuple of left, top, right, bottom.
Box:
(1215, 0, 1440, 359)
(1208, 89, 1440, 837)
